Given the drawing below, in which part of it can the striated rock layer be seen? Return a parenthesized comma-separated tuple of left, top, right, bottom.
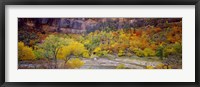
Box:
(18, 18, 181, 34)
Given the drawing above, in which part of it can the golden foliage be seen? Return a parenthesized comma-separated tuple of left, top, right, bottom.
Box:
(68, 41, 87, 56)
(143, 48, 156, 57)
(146, 66, 154, 69)
(57, 41, 89, 59)
(93, 47, 101, 53)
(66, 58, 84, 69)
(118, 50, 125, 57)
(18, 42, 36, 60)
(116, 64, 125, 69)
(146, 64, 172, 69)
(132, 48, 144, 57)
(57, 46, 71, 60)
(82, 50, 90, 58)
(155, 63, 172, 69)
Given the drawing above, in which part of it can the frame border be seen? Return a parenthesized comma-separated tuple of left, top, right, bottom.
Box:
(0, 0, 199, 87)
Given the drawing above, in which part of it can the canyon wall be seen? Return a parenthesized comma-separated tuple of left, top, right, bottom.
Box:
(18, 18, 182, 33)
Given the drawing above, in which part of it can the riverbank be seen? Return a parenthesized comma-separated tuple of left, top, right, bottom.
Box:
(18, 57, 165, 69)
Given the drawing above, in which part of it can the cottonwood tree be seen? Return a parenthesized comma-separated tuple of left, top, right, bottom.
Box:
(57, 41, 89, 64)
(37, 35, 73, 68)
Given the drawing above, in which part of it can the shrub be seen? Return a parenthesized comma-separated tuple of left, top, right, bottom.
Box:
(173, 42, 182, 54)
(118, 50, 125, 57)
(66, 58, 84, 69)
(101, 50, 109, 57)
(82, 50, 90, 58)
(143, 48, 155, 57)
(132, 48, 144, 57)
(156, 46, 164, 60)
(155, 63, 172, 69)
(18, 42, 36, 61)
(146, 65, 154, 69)
(116, 64, 125, 69)
(93, 47, 101, 54)
(155, 63, 164, 69)
(92, 46, 109, 57)
(163, 46, 176, 57)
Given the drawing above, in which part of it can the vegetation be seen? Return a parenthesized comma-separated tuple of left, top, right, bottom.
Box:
(116, 64, 126, 69)
(18, 18, 182, 69)
(18, 42, 36, 61)
(66, 58, 85, 69)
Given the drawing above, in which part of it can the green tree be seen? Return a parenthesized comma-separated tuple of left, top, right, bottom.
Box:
(156, 46, 164, 60)
(37, 35, 73, 68)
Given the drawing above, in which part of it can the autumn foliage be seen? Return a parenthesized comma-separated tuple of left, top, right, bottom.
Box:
(65, 58, 85, 69)
(18, 18, 182, 69)
(18, 42, 36, 60)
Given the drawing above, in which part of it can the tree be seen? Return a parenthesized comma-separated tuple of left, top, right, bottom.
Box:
(57, 41, 89, 63)
(18, 42, 36, 61)
(156, 46, 164, 60)
(37, 35, 74, 68)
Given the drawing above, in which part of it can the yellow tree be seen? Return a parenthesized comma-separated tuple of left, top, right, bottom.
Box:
(57, 41, 89, 63)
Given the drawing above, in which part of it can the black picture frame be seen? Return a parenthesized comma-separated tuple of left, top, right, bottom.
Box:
(0, 0, 199, 87)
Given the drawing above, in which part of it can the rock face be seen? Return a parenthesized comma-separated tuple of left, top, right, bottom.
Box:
(18, 18, 182, 34)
